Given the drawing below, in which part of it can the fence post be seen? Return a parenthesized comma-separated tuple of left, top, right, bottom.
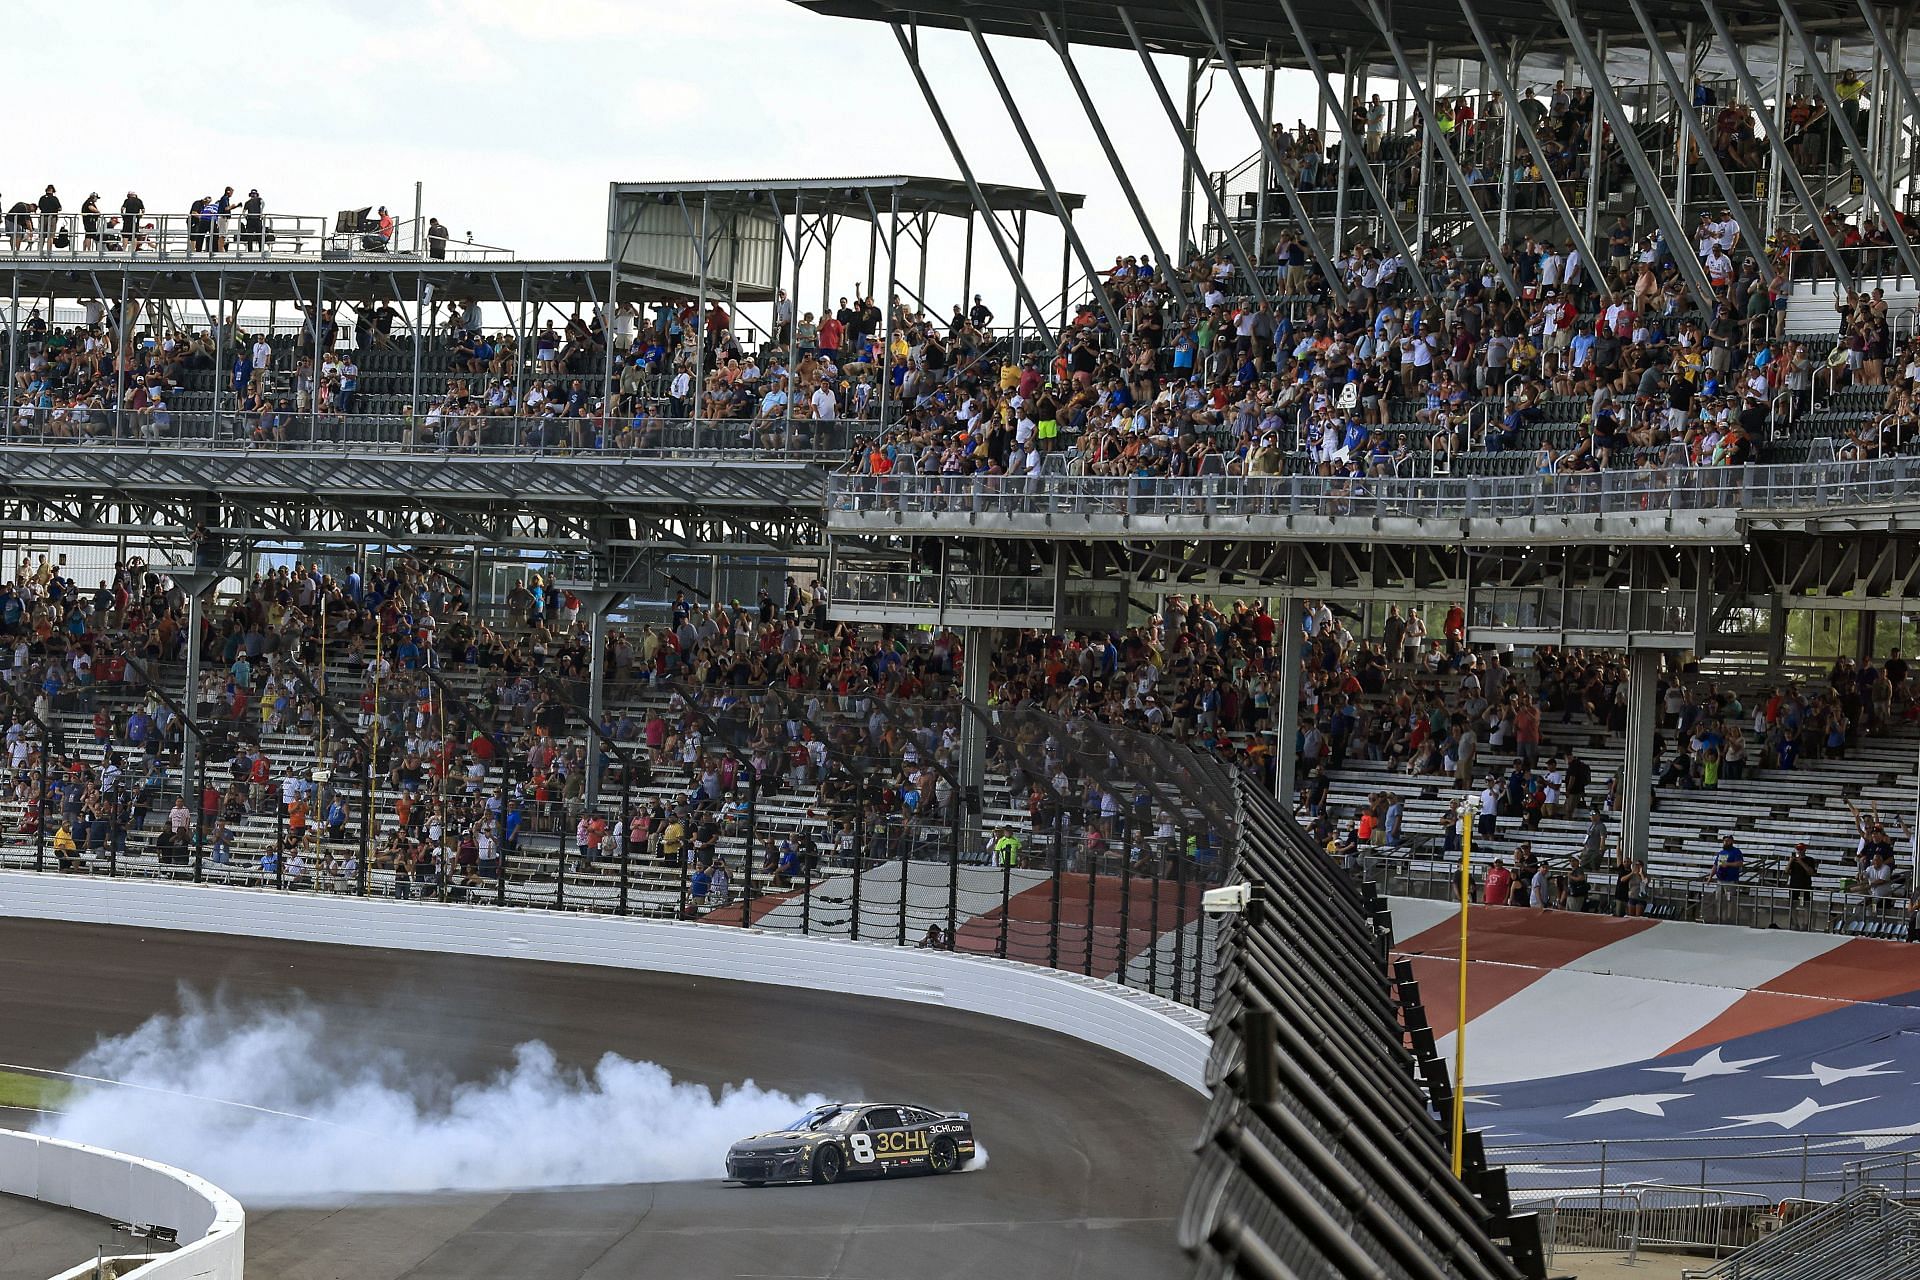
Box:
(998, 851, 1011, 959)
(945, 822, 960, 941)
(897, 856, 909, 947)
(849, 791, 864, 942)
(1084, 854, 1097, 976)
(1598, 1140, 1608, 1194)
(1173, 847, 1189, 1005)
(1800, 1135, 1809, 1199)
(1117, 850, 1133, 988)
(1048, 803, 1064, 970)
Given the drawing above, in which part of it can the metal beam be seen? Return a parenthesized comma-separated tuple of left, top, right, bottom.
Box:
(1358, 0, 1522, 300)
(1257, 0, 1426, 297)
(1775, 0, 1920, 280)
(1547, 0, 1720, 306)
(1117, 6, 1269, 305)
(1628, 0, 1777, 292)
(1034, 11, 1189, 309)
(965, 18, 1124, 337)
(1696, 0, 1854, 292)
(1180, 2, 1350, 303)
(1458, 3, 1609, 297)
(890, 18, 1056, 346)
(1855, 1, 1920, 230)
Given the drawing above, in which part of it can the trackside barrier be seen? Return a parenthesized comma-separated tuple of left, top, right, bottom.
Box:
(0, 870, 1212, 1094)
(0, 1130, 244, 1280)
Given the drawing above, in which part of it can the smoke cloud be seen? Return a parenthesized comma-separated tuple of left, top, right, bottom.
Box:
(33, 994, 830, 1201)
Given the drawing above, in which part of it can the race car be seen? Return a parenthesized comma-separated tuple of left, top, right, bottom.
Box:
(724, 1101, 977, 1185)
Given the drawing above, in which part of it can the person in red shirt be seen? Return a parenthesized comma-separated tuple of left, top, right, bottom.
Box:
(816, 313, 844, 360)
(1483, 859, 1514, 905)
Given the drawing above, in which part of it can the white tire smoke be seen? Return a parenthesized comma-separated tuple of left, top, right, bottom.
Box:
(33, 994, 830, 1201)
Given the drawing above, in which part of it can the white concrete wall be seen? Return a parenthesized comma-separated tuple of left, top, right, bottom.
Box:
(0, 871, 1212, 1092)
(0, 1130, 243, 1280)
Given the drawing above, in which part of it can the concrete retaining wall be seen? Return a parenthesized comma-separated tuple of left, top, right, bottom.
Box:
(0, 1130, 243, 1280)
(0, 870, 1212, 1092)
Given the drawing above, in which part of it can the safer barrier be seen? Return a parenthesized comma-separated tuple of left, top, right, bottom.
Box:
(0, 1130, 244, 1280)
(0, 870, 1212, 1093)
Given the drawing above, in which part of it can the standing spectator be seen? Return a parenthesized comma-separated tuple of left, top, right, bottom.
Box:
(80, 193, 102, 252)
(241, 189, 265, 251)
(427, 216, 448, 260)
(1786, 842, 1818, 930)
(36, 184, 61, 250)
(1705, 834, 1744, 922)
(120, 191, 146, 251)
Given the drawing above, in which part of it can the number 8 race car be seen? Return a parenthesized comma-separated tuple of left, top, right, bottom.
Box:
(725, 1101, 977, 1186)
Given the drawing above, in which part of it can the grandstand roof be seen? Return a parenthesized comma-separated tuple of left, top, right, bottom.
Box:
(608, 175, 1081, 220)
(788, 0, 1864, 62)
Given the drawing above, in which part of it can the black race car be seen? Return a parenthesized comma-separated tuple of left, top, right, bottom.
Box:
(724, 1102, 977, 1185)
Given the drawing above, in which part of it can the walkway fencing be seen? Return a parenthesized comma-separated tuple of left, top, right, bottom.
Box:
(827, 456, 1920, 524)
(1491, 1133, 1920, 1208)
(0, 409, 863, 461)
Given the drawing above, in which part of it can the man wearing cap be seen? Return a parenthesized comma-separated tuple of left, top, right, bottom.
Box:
(1786, 842, 1818, 930)
(80, 193, 102, 251)
(241, 188, 265, 251)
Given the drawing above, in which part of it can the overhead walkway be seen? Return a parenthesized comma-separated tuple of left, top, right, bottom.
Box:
(826, 459, 1920, 547)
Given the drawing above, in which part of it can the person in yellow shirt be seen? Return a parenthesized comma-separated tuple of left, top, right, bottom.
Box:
(52, 820, 78, 870)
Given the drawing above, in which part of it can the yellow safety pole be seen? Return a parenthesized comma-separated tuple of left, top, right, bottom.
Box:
(1451, 799, 1473, 1177)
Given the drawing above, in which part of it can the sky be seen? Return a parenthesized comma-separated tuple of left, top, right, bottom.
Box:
(0, 0, 1325, 322)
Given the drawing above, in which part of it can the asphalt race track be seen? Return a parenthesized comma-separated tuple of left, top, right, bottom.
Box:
(0, 920, 1202, 1280)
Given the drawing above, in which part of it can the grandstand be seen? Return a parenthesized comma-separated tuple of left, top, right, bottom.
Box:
(7, 0, 1920, 1275)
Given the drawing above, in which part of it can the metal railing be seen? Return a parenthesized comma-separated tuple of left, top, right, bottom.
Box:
(1468, 586, 1698, 635)
(1680, 1185, 1920, 1280)
(1492, 1133, 1920, 1207)
(1540, 1187, 1776, 1264)
(828, 457, 1920, 523)
(0, 409, 859, 460)
(0, 209, 511, 262)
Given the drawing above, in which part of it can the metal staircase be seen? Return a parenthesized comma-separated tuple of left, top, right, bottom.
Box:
(1681, 1186, 1920, 1280)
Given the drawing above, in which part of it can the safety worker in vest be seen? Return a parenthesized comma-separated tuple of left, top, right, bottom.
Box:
(992, 826, 1023, 867)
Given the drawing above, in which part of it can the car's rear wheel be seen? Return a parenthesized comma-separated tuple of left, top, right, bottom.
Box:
(928, 1137, 959, 1174)
(813, 1143, 845, 1184)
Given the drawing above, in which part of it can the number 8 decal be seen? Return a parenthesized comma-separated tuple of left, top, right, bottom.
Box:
(848, 1134, 876, 1164)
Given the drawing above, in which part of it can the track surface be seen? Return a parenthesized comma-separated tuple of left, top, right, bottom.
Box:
(0, 921, 1201, 1280)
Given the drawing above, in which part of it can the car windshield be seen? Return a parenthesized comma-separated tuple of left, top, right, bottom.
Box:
(787, 1105, 855, 1132)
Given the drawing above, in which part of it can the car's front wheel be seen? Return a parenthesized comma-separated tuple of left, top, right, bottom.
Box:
(813, 1143, 845, 1184)
(928, 1137, 959, 1174)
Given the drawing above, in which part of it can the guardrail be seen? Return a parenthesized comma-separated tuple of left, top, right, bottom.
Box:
(826, 457, 1920, 524)
(0, 410, 862, 461)
(0, 1129, 244, 1280)
(0, 208, 510, 262)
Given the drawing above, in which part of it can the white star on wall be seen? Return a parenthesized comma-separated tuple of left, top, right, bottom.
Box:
(1568, 1092, 1693, 1119)
(1644, 1047, 1778, 1083)
(1767, 1061, 1900, 1087)
(1700, 1096, 1877, 1133)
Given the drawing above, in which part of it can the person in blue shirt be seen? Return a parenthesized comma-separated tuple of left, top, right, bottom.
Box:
(1707, 835, 1745, 921)
(1341, 419, 1369, 459)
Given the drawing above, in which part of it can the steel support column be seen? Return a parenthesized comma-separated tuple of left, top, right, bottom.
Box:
(1118, 7, 1268, 304)
(1583, 31, 1606, 254)
(1698, 0, 1855, 292)
(1035, 11, 1188, 308)
(1271, 0, 1429, 294)
(1275, 597, 1302, 812)
(967, 19, 1122, 338)
(1461, 3, 1609, 296)
(892, 19, 1055, 346)
(1186, 1, 1349, 302)
(582, 590, 622, 810)
(1776, 0, 1920, 280)
(958, 626, 991, 858)
(1548, 0, 1719, 305)
(1361, 1, 1522, 299)
(1415, 43, 1437, 253)
(1629, 0, 1776, 291)
(1621, 648, 1659, 868)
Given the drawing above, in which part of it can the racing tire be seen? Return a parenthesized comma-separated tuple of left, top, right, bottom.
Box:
(812, 1143, 845, 1184)
(928, 1137, 960, 1174)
